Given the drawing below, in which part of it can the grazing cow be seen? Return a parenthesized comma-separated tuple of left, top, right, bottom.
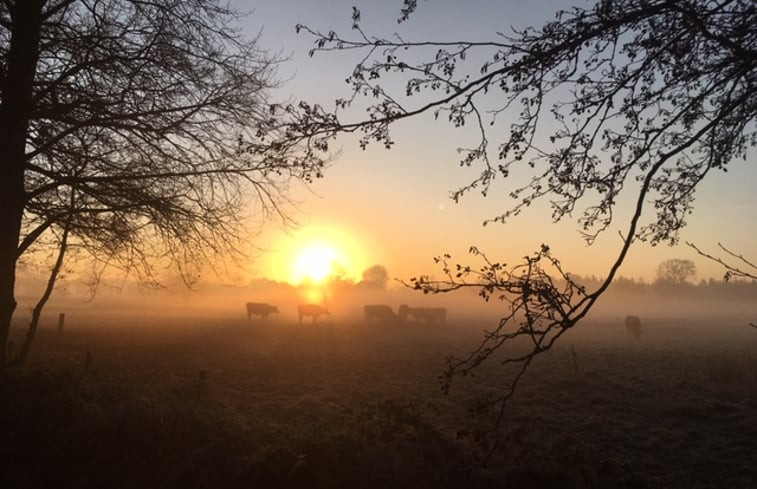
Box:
(364, 304, 396, 321)
(625, 315, 642, 340)
(398, 304, 447, 324)
(298, 304, 330, 324)
(398, 305, 412, 321)
(246, 302, 279, 320)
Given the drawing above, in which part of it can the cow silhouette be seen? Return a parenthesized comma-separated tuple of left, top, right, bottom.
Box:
(398, 305, 447, 324)
(363, 304, 396, 321)
(246, 302, 279, 320)
(297, 304, 330, 324)
(625, 315, 642, 340)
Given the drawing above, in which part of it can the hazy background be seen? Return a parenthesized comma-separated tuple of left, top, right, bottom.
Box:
(240, 0, 756, 284)
(5, 4, 755, 488)
(12, 0, 756, 326)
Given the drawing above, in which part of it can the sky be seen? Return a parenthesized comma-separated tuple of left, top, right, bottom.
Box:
(235, 0, 757, 286)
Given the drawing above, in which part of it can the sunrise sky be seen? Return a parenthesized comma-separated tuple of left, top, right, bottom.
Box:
(239, 0, 756, 286)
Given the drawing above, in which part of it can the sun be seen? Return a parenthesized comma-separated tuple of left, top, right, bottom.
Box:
(264, 224, 372, 285)
(292, 244, 342, 284)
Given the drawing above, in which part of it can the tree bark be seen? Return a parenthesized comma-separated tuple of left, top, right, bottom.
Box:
(0, 1, 45, 368)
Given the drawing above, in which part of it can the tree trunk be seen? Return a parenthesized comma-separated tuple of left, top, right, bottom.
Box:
(0, 1, 45, 368)
(15, 224, 69, 367)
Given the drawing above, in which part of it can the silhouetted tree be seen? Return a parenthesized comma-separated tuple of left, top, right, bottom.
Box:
(656, 258, 697, 285)
(278, 0, 756, 455)
(0, 0, 326, 367)
(359, 264, 390, 289)
(688, 242, 757, 328)
(326, 261, 353, 290)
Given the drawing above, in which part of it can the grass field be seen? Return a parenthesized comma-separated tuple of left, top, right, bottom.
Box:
(2, 314, 757, 488)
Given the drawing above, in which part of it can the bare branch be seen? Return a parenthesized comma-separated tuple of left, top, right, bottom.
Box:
(687, 241, 757, 282)
(1, 0, 329, 367)
(286, 0, 757, 456)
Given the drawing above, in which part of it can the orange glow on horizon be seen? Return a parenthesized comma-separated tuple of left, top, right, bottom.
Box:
(266, 224, 371, 285)
(301, 285, 325, 304)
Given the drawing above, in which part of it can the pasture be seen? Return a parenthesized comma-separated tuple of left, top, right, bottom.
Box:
(2, 313, 757, 488)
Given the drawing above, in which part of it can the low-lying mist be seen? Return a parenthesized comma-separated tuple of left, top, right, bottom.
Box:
(11, 274, 757, 340)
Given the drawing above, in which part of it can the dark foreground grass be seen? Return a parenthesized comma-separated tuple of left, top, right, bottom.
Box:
(1, 370, 474, 488)
(2, 317, 756, 488)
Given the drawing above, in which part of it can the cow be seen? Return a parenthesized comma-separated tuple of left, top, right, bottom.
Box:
(625, 315, 642, 340)
(398, 304, 447, 324)
(363, 304, 396, 321)
(246, 302, 279, 320)
(297, 304, 330, 324)
(398, 304, 412, 322)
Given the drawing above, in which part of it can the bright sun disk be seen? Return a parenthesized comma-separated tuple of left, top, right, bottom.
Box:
(292, 244, 342, 284)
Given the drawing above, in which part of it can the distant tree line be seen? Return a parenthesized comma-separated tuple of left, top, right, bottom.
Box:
(576, 273, 757, 303)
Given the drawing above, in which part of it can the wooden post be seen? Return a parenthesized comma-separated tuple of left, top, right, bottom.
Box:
(57, 313, 65, 335)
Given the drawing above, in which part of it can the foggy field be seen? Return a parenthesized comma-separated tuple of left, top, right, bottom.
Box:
(3, 315, 757, 489)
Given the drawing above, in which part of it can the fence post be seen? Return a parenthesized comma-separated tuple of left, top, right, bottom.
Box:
(57, 313, 66, 335)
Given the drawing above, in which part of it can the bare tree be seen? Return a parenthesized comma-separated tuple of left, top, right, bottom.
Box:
(275, 0, 756, 454)
(688, 242, 757, 282)
(0, 0, 326, 367)
(655, 258, 697, 284)
(688, 242, 757, 328)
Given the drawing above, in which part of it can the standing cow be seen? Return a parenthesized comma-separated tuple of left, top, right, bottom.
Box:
(246, 302, 279, 320)
(364, 304, 396, 321)
(297, 304, 329, 324)
(625, 315, 642, 340)
(398, 305, 447, 324)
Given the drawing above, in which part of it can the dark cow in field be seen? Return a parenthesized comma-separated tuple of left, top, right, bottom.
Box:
(363, 304, 396, 321)
(625, 315, 642, 340)
(297, 304, 330, 324)
(398, 304, 447, 324)
(246, 302, 279, 320)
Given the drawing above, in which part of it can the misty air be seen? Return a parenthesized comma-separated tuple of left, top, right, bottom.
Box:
(1, 1, 755, 488)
